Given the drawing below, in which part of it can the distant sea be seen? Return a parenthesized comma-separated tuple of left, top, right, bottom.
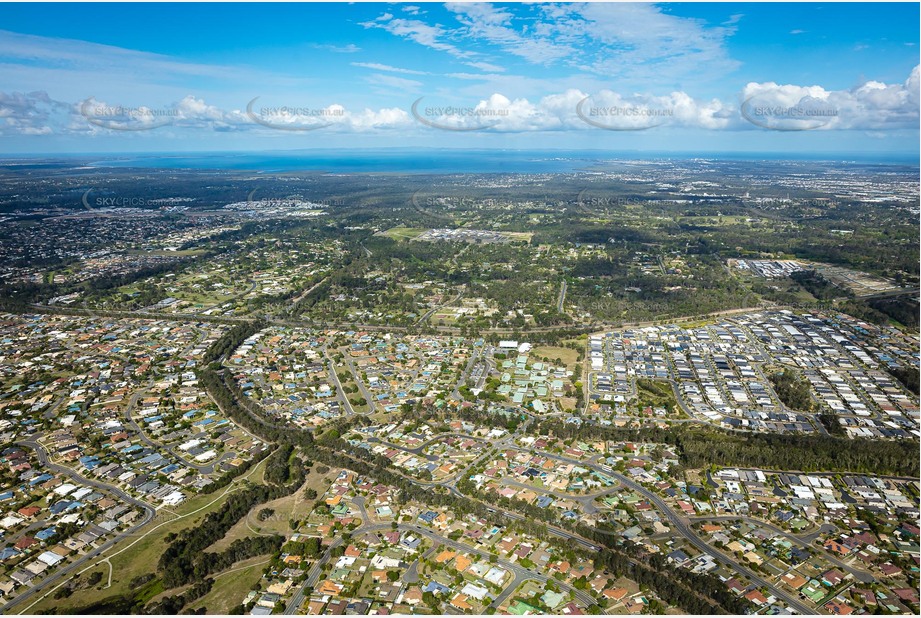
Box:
(75, 149, 919, 174)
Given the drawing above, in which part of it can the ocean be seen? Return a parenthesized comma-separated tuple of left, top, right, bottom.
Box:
(75, 149, 919, 174)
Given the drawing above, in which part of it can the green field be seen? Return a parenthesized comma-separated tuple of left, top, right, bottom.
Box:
(379, 226, 425, 241)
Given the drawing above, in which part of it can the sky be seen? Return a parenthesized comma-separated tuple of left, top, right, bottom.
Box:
(0, 2, 918, 156)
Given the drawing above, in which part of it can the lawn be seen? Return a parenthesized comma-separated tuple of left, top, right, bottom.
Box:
(531, 346, 581, 372)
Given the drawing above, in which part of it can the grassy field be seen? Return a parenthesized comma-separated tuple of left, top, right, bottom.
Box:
(334, 373, 370, 414)
(531, 345, 581, 372)
(503, 231, 534, 242)
(186, 557, 269, 614)
(677, 215, 753, 226)
(431, 308, 461, 324)
(633, 378, 683, 417)
(379, 226, 425, 241)
(207, 468, 337, 553)
(558, 396, 578, 412)
(27, 458, 269, 614)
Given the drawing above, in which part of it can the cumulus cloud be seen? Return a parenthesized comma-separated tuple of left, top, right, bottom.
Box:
(740, 67, 920, 130)
(4, 93, 413, 135)
(408, 66, 919, 133)
(236, 98, 415, 133)
(410, 88, 733, 132)
(1, 66, 916, 136)
(577, 90, 734, 131)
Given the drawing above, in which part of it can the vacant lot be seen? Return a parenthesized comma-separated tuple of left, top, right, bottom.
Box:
(531, 345, 581, 372)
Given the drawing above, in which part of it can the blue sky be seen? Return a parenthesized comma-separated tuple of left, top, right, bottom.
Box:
(0, 2, 918, 156)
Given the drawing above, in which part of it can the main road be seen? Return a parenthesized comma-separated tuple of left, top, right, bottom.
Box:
(505, 443, 816, 614)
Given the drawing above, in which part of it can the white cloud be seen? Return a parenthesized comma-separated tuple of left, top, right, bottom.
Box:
(1, 66, 916, 136)
(312, 43, 362, 53)
(569, 3, 741, 82)
(365, 73, 425, 93)
(0, 29, 318, 107)
(447, 2, 577, 64)
(0, 91, 67, 136)
(445, 72, 507, 81)
(410, 88, 734, 132)
(741, 67, 920, 130)
(351, 62, 428, 75)
(579, 90, 733, 130)
(464, 61, 506, 73)
(362, 3, 741, 86)
(0, 29, 235, 80)
(360, 15, 472, 58)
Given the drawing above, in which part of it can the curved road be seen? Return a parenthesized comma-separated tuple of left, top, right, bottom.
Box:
(285, 519, 596, 615)
(511, 445, 816, 614)
(5, 439, 156, 613)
